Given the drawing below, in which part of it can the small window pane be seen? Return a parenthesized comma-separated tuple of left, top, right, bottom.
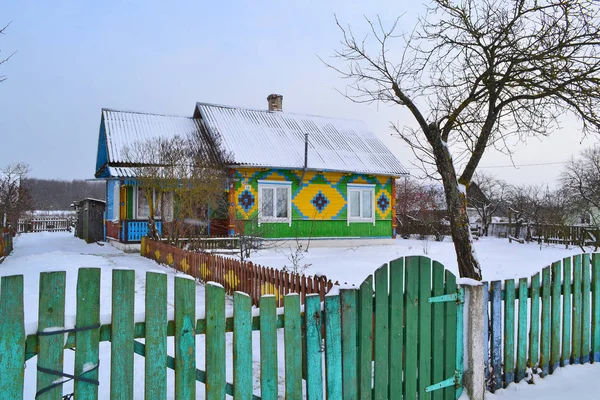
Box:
(362, 190, 373, 218)
(350, 191, 361, 217)
(262, 188, 274, 217)
(276, 187, 288, 218)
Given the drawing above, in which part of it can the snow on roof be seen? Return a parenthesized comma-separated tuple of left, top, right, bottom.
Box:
(102, 108, 202, 165)
(196, 102, 407, 176)
(99, 104, 407, 177)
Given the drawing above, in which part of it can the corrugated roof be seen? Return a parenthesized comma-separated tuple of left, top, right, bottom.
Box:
(102, 109, 202, 164)
(196, 103, 407, 176)
(99, 104, 407, 178)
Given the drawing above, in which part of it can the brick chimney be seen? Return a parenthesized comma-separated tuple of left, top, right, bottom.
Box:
(267, 94, 283, 111)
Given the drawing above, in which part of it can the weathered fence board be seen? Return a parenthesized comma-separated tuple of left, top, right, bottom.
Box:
(485, 253, 600, 392)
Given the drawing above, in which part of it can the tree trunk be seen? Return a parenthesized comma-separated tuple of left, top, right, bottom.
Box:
(443, 180, 483, 280)
(429, 129, 483, 281)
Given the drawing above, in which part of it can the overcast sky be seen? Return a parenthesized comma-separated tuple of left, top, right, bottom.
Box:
(0, 0, 597, 186)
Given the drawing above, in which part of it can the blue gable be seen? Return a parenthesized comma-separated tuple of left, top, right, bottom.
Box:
(95, 117, 109, 178)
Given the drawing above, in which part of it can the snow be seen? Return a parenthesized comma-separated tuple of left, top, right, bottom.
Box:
(245, 236, 583, 285)
(486, 364, 600, 399)
(457, 278, 483, 286)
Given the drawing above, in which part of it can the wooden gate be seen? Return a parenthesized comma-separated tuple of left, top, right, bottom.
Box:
(344, 255, 463, 400)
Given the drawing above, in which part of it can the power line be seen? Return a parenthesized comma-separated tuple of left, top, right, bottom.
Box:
(405, 160, 567, 170)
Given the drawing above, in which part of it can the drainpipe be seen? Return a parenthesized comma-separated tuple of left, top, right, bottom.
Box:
(299, 133, 309, 184)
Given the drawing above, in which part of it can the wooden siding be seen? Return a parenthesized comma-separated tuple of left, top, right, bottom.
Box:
(233, 168, 395, 238)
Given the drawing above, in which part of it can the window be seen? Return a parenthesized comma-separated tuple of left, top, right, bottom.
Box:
(258, 181, 292, 225)
(348, 184, 375, 224)
(112, 181, 120, 221)
(137, 187, 150, 219)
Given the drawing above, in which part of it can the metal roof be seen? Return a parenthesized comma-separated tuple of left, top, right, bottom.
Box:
(196, 103, 407, 176)
(99, 105, 407, 178)
(102, 109, 202, 165)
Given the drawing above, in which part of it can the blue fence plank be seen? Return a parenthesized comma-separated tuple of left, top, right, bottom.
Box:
(490, 281, 502, 392)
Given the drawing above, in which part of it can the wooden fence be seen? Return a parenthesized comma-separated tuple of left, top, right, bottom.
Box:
(484, 253, 600, 392)
(0, 256, 464, 399)
(0, 232, 13, 263)
(141, 237, 337, 306)
(17, 217, 72, 233)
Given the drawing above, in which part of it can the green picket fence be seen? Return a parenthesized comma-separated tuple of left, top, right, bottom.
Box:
(0, 255, 464, 399)
(485, 253, 600, 392)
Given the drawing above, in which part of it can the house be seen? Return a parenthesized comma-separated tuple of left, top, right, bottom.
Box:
(95, 94, 407, 245)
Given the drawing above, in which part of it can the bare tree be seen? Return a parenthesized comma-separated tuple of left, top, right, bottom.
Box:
(562, 146, 600, 224)
(122, 121, 233, 243)
(326, 0, 600, 279)
(0, 22, 15, 83)
(470, 172, 510, 236)
(396, 177, 447, 239)
(0, 163, 31, 229)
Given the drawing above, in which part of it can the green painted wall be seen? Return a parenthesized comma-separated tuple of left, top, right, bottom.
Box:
(243, 219, 392, 239)
(233, 168, 395, 238)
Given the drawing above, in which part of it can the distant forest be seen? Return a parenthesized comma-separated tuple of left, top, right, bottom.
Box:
(23, 179, 105, 210)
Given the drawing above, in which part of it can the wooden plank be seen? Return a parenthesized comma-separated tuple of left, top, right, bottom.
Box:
(260, 295, 278, 400)
(572, 255, 582, 365)
(325, 293, 343, 400)
(74, 268, 101, 400)
(205, 282, 224, 400)
(540, 266, 552, 375)
(528, 272, 540, 369)
(341, 289, 358, 399)
(593, 253, 600, 362)
(551, 261, 562, 373)
(144, 271, 167, 400)
(111, 269, 135, 400)
(490, 281, 503, 391)
(358, 275, 374, 400)
(305, 294, 323, 400)
(483, 282, 490, 391)
(37, 272, 66, 400)
(504, 279, 515, 387)
(418, 256, 432, 400)
(405, 257, 419, 400)
(561, 257, 572, 367)
(516, 278, 528, 383)
(582, 253, 591, 364)
(389, 258, 404, 400)
(233, 292, 253, 400)
(0, 275, 25, 399)
(373, 264, 389, 400)
(443, 270, 457, 400)
(431, 261, 444, 400)
(284, 294, 302, 400)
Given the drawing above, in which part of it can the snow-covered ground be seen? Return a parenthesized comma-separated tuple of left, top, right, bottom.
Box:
(486, 363, 600, 399)
(246, 236, 583, 285)
(1, 232, 594, 399)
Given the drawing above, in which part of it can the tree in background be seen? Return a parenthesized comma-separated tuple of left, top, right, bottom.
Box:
(0, 163, 31, 229)
(122, 122, 232, 243)
(328, 0, 600, 280)
(562, 146, 600, 226)
(470, 173, 510, 236)
(396, 177, 446, 240)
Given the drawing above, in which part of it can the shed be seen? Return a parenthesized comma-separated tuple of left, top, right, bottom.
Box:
(73, 198, 106, 243)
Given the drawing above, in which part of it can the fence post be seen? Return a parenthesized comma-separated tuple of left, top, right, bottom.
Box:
(463, 283, 485, 400)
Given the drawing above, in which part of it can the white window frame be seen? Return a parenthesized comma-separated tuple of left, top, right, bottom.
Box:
(347, 183, 376, 226)
(112, 181, 120, 222)
(257, 180, 292, 226)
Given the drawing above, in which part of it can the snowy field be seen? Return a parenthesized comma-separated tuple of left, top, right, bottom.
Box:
(246, 236, 583, 285)
(0, 232, 594, 399)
